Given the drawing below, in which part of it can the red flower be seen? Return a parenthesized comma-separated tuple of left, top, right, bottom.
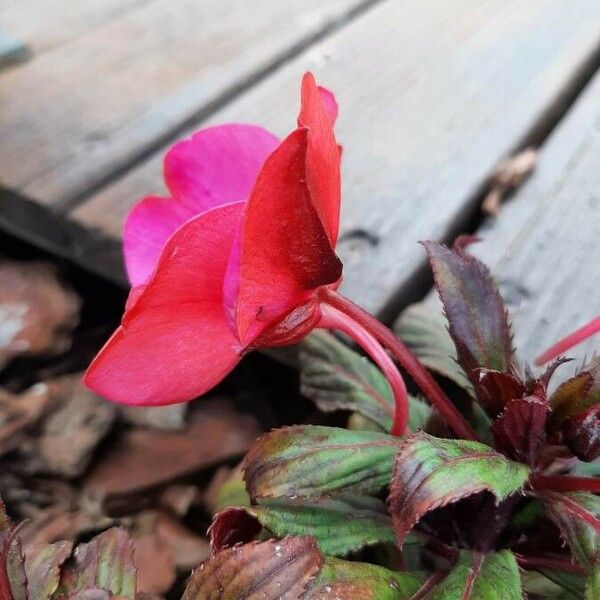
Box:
(85, 73, 342, 406)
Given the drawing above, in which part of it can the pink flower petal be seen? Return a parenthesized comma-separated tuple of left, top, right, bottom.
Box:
(297, 72, 341, 245)
(164, 124, 279, 213)
(123, 196, 196, 287)
(86, 202, 245, 406)
(228, 128, 342, 345)
(317, 86, 339, 124)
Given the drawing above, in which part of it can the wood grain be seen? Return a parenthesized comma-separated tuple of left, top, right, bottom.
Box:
(469, 68, 600, 371)
(74, 0, 600, 317)
(0, 0, 149, 54)
(0, 0, 371, 206)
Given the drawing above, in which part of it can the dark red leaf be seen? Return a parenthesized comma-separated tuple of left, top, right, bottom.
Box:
(491, 395, 549, 465)
(182, 537, 322, 599)
(209, 508, 262, 553)
(423, 241, 516, 392)
(562, 405, 600, 462)
(473, 369, 526, 417)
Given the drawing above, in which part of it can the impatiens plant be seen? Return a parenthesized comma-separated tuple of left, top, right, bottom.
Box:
(82, 74, 600, 598)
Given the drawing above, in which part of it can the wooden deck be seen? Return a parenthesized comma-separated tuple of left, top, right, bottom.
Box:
(1, 1, 600, 350)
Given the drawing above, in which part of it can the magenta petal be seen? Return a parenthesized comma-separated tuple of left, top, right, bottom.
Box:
(317, 86, 339, 125)
(123, 196, 195, 287)
(164, 124, 280, 213)
(86, 203, 245, 406)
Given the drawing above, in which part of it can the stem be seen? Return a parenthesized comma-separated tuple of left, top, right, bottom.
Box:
(535, 315, 600, 365)
(318, 303, 409, 435)
(531, 474, 600, 494)
(515, 553, 584, 574)
(322, 289, 479, 441)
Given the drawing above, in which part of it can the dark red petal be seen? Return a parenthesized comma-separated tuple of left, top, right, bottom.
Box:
(85, 203, 245, 406)
(228, 128, 342, 345)
(297, 72, 341, 244)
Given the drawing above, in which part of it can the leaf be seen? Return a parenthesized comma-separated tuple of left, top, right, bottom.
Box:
(491, 395, 549, 464)
(0, 500, 27, 600)
(243, 426, 401, 500)
(182, 537, 322, 599)
(551, 360, 600, 421)
(424, 550, 522, 599)
(389, 432, 530, 546)
(210, 494, 394, 556)
(423, 241, 515, 383)
(299, 331, 430, 432)
(562, 405, 600, 462)
(539, 491, 600, 598)
(394, 302, 472, 392)
(24, 541, 72, 599)
(299, 331, 395, 429)
(305, 557, 424, 599)
(473, 369, 526, 417)
(529, 570, 585, 599)
(57, 527, 136, 598)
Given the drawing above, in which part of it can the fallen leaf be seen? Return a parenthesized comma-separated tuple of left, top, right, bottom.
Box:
(84, 398, 261, 505)
(0, 261, 80, 370)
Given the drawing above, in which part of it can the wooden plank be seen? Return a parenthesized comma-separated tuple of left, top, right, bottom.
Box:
(466, 68, 600, 370)
(0, 0, 372, 206)
(73, 0, 600, 317)
(0, 1, 149, 54)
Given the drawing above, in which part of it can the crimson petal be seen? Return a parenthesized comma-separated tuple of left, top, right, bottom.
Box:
(298, 72, 341, 244)
(86, 203, 245, 406)
(227, 128, 342, 345)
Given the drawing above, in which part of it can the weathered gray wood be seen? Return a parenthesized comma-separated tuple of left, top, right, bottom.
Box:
(73, 0, 600, 318)
(0, 31, 28, 69)
(0, 1, 148, 54)
(468, 68, 600, 370)
(0, 0, 371, 207)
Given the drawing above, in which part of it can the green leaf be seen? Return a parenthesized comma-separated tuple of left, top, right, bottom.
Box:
(299, 331, 396, 430)
(57, 527, 136, 598)
(182, 537, 323, 599)
(389, 432, 530, 546)
(243, 426, 402, 500)
(394, 302, 472, 392)
(24, 541, 72, 599)
(528, 570, 585, 599)
(305, 557, 425, 599)
(210, 494, 395, 556)
(299, 331, 431, 433)
(423, 241, 515, 379)
(539, 491, 600, 599)
(425, 550, 522, 599)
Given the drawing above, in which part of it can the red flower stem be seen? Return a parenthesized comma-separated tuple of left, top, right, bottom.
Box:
(531, 474, 600, 494)
(323, 289, 479, 441)
(318, 303, 409, 435)
(535, 315, 600, 366)
(514, 553, 585, 574)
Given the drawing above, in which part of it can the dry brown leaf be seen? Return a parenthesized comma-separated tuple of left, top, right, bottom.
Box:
(482, 147, 537, 215)
(0, 261, 80, 370)
(84, 398, 261, 504)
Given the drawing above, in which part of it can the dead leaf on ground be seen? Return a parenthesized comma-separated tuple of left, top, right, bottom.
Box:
(84, 398, 261, 507)
(0, 383, 53, 456)
(482, 147, 537, 215)
(0, 261, 81, 370)
(119, 403, 188, 431)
